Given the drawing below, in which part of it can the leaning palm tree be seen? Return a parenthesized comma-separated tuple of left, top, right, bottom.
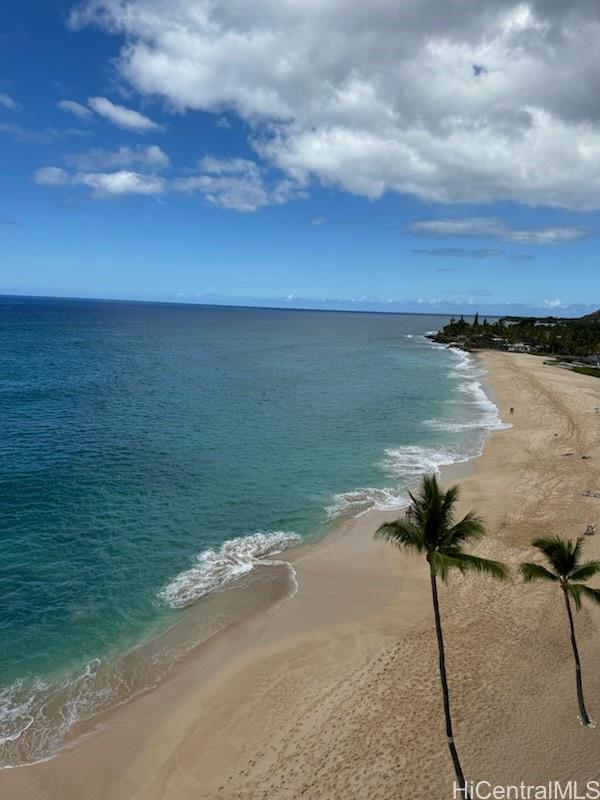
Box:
(520, 536, 600, 726)
(375, 474, 508, 796)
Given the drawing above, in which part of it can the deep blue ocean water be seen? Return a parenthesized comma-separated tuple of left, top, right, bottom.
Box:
(0, 298, 504, 765)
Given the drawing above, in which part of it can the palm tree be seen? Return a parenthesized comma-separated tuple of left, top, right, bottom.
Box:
(520, 536, 600, 726)
(375, 475, 508, 797)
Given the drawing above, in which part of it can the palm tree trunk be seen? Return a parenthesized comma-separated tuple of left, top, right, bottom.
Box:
(563, 588, 591, 726)
(430, 568, 470, 799)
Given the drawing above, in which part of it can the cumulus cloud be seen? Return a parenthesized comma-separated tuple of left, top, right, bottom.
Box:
(174, 156, 304, 211)
(57, 99, 94, 120)
(66, 144, 169, 170)
(0, 93, 17, 110)
(412, 247, 533, 261)
(88, 96, 160, 131)
(68, 0, 600, 210)
(544, 297, 563, 308)
(408, 218, 585, 244)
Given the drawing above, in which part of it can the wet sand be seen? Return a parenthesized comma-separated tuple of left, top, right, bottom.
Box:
(3, 352, 600, 799)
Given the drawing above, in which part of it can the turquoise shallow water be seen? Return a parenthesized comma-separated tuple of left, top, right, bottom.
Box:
(0, 298, 504, 765)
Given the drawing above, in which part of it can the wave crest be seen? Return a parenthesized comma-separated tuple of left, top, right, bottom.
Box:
(157, 531, 301, 609)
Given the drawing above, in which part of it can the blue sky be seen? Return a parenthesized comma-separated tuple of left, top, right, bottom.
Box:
(2, 0, 600, 316)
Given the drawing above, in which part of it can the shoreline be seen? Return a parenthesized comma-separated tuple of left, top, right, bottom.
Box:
(0, 336, 491, 770)
(3, 351, 600, 798)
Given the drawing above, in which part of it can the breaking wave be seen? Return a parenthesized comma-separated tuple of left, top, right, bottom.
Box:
(157, 531, 301, 609)
(328, 340, 509, 520)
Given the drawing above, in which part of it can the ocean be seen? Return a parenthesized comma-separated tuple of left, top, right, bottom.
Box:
(0, 298, 505, 766)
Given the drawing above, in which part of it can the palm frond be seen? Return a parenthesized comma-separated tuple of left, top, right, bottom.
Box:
(449, 552, 509, 580)
(429, 551, 464, 582)
(569, 584, 600, 608)
(375, 474, 501, 588)
(519, 562, 559, 583)
(440, 483, 460, 527)
(375, 520, 425, 553)
(443, 510, 486, 548)
(566, 583, 584, 611)
(569, 561, 600, 582)
(531, 536, 583, 577)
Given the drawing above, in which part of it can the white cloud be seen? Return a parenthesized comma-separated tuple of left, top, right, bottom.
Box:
(33, 165, 164, 196)
(35, 152, 288, 207)
(75, 170, 165, 196)
(67, 0, 600, 210)
(34, 166, 70, 186)
(198, 156, 259, 176)
(0, 93, 17, 110)
(174, 156, 304, 211)
(412, 247, 532, 261)
(57, 99, 94, 120)
(88, 96, 160, 131)
(66, 144, 169, 170)
(544, 298, 563, 308)
(408, 218, 585, 244)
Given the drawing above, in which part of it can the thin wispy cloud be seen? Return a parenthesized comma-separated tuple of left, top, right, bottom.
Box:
(174, 156, 305, 212)
(88, 96, 160, 132)
(66, 145, 169, 171)
(57, 100, 94, 120)
(0, 93, 17, 110)
(33, 152, 301, 209)
(34, 166, 70, 186)
(408, 218, 585, 245)
(412, 247, 533, 261)
(443, 289, 495, 297)
(0, 122, 57, 144)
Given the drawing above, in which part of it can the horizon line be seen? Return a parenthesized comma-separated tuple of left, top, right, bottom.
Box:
(0, 292, 479, 318)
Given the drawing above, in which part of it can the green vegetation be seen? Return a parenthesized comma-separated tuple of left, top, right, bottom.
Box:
(375, 475, 508, 796)
(432, 312, 600, 357)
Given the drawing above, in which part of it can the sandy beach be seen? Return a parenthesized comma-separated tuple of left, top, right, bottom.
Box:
(3, 351, 600, 800)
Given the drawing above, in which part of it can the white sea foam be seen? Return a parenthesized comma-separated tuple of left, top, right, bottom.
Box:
(157, 531, 301, 609)
(0, 683, 36, 746)
(326, 487, 408, 518)
(1, 528, 301, 767)
(381, 443, 470, 477)
(327, 337, 509, 521)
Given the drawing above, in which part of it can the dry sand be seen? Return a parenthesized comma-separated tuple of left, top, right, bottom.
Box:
(3, 351, 600, 800)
